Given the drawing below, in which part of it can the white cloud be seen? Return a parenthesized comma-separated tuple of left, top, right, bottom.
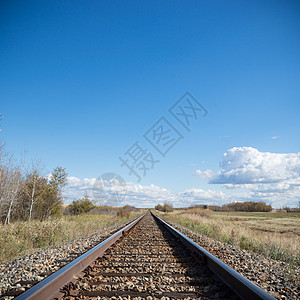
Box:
(62, 148, 300, 208)
(63, 177, 178, 208)
(200, 147, 300, 184)
(179, 188, 226, 206)
(271, 136, 279, 139)
(194, 147, 300, 207)
(63, 176, 229, 208)
(193, 169, 213, 179)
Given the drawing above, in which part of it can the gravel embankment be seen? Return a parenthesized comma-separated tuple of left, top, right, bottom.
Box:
(163, 218, 300, 300)
(1, 215, 299, 299)
(0, 218, 135, 299)
(66, 213, 238, 299)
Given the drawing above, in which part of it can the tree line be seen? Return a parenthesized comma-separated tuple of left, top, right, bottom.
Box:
(191, 201, 272, 212)
(0, 144, 67, 224)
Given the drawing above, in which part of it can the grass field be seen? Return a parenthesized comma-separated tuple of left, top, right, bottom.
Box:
(0, 212, 142, 263)
(158, 209, 300, 266)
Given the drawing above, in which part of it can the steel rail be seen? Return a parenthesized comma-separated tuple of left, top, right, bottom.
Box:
(152, 212, 276, 300)
(15, 213, 146, 300)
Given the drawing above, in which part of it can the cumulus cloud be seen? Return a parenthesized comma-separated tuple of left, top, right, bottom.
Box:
(63, 177, 228, 208)
(178, 188, 226, 206)
(64, 177, 179, 207)
(195, 147, 300, 185)
(194, 147, 300, 207)
(193, 169, 213, 179)
(62, 148, 300, 208)
(63, 172, 300, 208)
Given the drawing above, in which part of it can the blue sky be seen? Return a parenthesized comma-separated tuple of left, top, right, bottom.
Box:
(1, 1, 299, 207)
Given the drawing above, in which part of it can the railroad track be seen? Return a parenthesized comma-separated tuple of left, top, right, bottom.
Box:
(14, 212, 275, 300)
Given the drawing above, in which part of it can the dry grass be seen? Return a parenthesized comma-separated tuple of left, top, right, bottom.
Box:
(0, 212, 140, 263)
(160, 210, 300, 266)
(184, 208, 213, 217)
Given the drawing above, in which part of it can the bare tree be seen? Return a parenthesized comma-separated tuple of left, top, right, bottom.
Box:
(28, 169, 38, 221)
(0, 145, 22, 224)
(22, 161, 45, 221)
(4, 168, 21, 224)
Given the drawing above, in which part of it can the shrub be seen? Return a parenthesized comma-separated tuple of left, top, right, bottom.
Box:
(163, 202, 173, 212)
(155, 202, 173, 212)
(155, 204, 163, 211)
(117, 209, 130, 218)
(68, 195, 95, 215)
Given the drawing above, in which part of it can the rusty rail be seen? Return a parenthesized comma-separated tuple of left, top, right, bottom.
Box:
(152, 212, 275, 300)
(15, 213, 146, 300)
(15, 211, 276, 300)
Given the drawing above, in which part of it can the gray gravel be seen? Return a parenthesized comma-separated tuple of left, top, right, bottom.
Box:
(0, 218, 135, 299)
(162, 218, 300, 300)
(1, 214, 299, 299)
(64, 213, 236, 299)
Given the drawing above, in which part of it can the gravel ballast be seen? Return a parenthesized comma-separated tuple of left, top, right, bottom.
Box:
(0, 218, 136, 299)
(162, 218, 300, 300)
(0, 214, 299, 299)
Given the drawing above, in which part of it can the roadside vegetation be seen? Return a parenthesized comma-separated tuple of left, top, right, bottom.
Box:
(66, 194, 95, 215)
(0, 154, 68, 223)
(156, 204, 300, 266)
(0, 122, 143, 263)
(155, 202, 173, 212)
(0, 206, 142, 263)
